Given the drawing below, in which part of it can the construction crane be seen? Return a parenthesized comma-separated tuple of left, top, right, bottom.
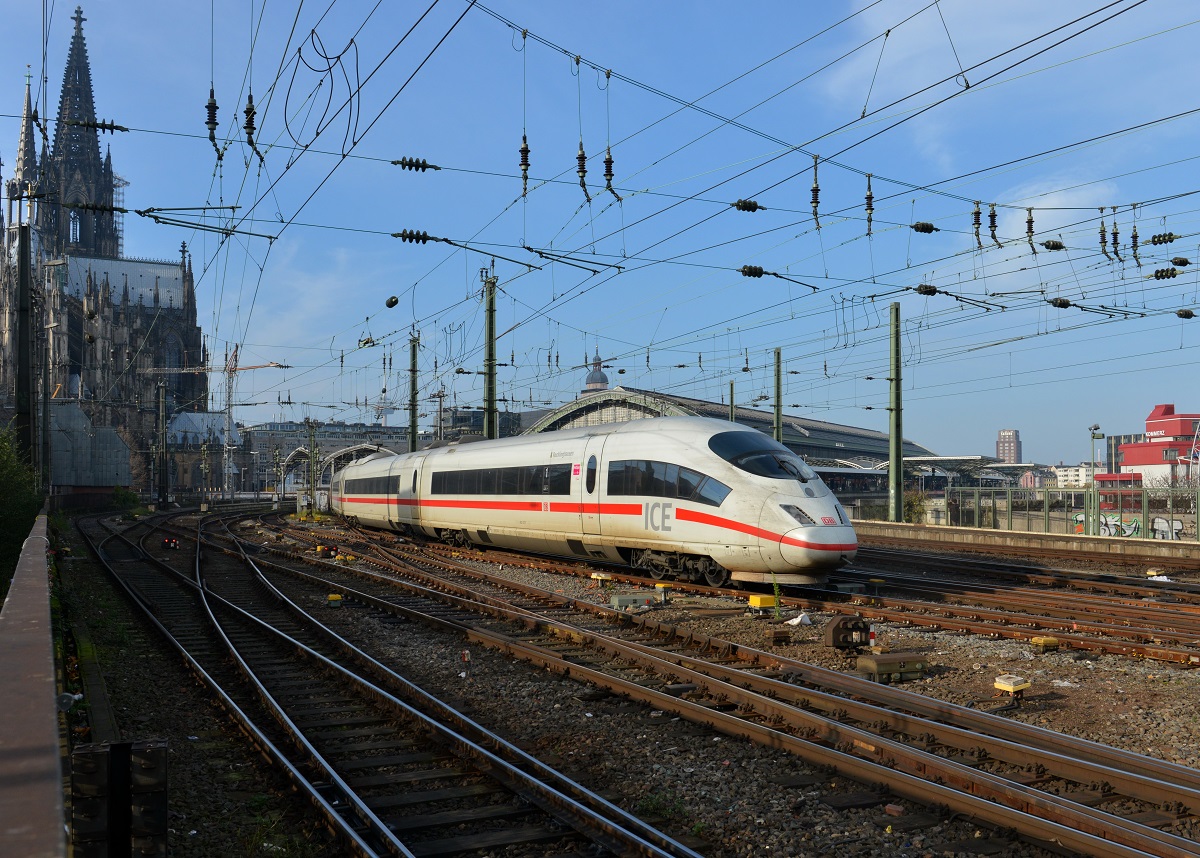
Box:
(141, 347, 289, 500)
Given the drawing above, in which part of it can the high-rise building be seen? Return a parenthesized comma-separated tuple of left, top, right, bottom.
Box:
(996, 428, 1022, 463)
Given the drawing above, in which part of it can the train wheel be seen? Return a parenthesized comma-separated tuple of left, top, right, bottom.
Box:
(633, 550, 667, 580)
(703, 566, 728, 588)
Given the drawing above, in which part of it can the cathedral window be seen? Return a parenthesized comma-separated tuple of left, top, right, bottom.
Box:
(70, 210, 80, 243)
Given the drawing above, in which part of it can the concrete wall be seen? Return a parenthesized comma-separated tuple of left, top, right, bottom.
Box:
(854, 520, 1200, 563)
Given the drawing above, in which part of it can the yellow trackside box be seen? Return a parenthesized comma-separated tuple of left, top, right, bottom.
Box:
(748, 595, 776, 609)
(327, 594, 343, 608)
(1030, 636, 1059, 652)
(994, 674, 1031, 693)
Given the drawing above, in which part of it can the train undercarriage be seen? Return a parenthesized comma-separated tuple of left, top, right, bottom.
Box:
(630, 548, 730, 588)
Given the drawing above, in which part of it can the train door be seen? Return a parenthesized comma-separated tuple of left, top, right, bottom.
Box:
(391, 456, 423, 531)
(579, 436, 607, 539)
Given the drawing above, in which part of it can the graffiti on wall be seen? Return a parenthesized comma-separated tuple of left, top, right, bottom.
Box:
(1073, 513, 1185, 539)
(1151, 517, 1184, 540)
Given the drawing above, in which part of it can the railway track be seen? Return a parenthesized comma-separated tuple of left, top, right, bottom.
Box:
(229, 517, 1200, 856)
(322, 521, 1200, 666)
(78, 510, 701, 858)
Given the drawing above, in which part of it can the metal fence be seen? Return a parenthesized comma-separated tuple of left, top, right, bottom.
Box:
(943, 486, 1200, 542)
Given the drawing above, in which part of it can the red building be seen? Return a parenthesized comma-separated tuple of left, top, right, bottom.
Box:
(1116, 404, 1200, 485)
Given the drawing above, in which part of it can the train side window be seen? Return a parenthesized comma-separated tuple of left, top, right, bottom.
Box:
(586, 455, 597, 493)
(522, 465, 544, 495)
(677, 467, 701, 499)
(694, 476, 731, 507)
(661, 463, 681, 498)
(499, 467, 519, 494)
(480, 468, 498, 494)
(546, 463, 572, 495)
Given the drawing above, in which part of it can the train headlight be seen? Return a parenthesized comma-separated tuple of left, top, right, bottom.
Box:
(781, 504, 815, 526)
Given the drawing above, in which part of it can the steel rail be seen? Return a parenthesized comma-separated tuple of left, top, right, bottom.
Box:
(234, 534, 1200, 856)
(210, 519, 700, 858)
(75, 514, 387, 857)
(254, 523, 1200, 795)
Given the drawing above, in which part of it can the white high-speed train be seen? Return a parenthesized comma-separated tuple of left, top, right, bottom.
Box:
(330, 416, 857, 587)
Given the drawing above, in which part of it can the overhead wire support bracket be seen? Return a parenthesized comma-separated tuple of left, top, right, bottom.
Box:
(522, 245, 608, 274)
(911, 283, 1005, 311)
(739, 265, 817, 292)
(1046, 297, 1140, 318)
(391, 229, 540, 271)
(135, 210, 276, 241)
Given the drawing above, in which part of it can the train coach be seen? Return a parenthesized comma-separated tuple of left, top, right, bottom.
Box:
(330, 416, 857, 587)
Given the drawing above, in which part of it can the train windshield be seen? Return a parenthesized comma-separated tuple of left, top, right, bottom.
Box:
(708, 431, 817, 482)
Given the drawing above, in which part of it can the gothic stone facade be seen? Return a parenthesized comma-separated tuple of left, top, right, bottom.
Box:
(1, 7, 207, 484)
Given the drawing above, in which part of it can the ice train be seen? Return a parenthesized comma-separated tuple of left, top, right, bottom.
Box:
(330, 416, 857, 587)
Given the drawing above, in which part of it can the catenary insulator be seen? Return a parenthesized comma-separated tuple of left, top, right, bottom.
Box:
(972, 201, 982, 249)
(911, 221, 938, 234)
(1151, 232, 1178, 245)
(604, 147, 622, 201)
(732, 199, 763, 212)
(1110, 211, 1121, 261)
(1049, 297, 1072, 309)
(1153, 267, 1178, 280)
(385, 296, 398, 308)
(1026, 208, 1037, 253)
(519, 134, 530, 196)
(393, 156, 440, 172)
(1098, 209, 1110, 260)
(740, 265, 765, 278)
(243, 91, 256, 147)
(205, 87, 221, 160)
(1177, 308, 1195, 319)
(577, 140, 591, 203)
(1041, 239, 1065, 251)
(206, 89, 218, 132)
(394, 229, 431, 244)
(1171, 257, 1190, 267)
(810, 154, 821, 229)
(989, 203, 1002, 247)
(1131, 224, 1141, 265)
(865, 174, 874, 236)
(915, 283, 938, 296)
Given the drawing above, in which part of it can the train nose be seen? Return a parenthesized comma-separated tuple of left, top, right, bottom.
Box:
(778, 525, 858, 568)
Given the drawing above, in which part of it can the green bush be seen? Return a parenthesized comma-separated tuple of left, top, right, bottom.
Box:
(112, 485, 140, 510)
(0, 426, 43, 599)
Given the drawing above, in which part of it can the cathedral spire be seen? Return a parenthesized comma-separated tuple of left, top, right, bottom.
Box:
(41, 5, 118, 258)
(53, 7, 101, 168)
(13, 73, 38, 187)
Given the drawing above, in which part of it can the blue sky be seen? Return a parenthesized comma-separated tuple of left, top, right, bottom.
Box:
(4, 0, 1199, 465)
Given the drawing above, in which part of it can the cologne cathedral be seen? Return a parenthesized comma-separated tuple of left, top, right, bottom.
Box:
(1, 8, 207, 488)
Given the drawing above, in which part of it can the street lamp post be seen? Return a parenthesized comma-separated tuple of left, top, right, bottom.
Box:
(1088, 424, 1104, 535)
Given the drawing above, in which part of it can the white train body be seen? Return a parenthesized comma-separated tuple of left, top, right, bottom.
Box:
(330, 416, 856, 587)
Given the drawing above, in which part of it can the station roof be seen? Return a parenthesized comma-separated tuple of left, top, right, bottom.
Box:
(523, 386, 935, 463)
